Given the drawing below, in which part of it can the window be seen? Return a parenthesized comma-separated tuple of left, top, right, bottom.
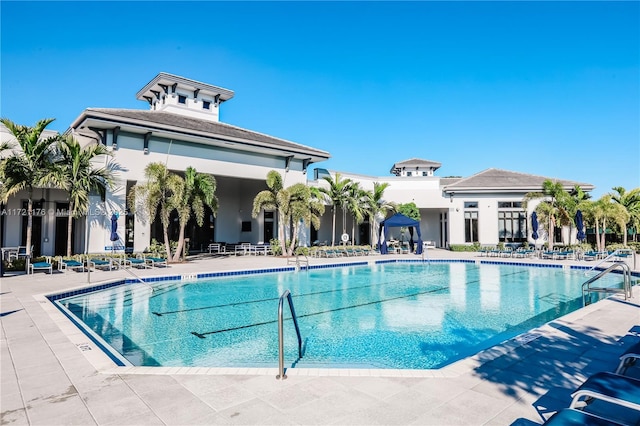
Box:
(178, 95, 187, 104)
(465, 211, 478, 243)
(498, 202, 527, 242)
(498, 201, 522, 208)
(241, 221, 252, 232)
(464, 201, 478, 209)
(202, 100, 211, 110)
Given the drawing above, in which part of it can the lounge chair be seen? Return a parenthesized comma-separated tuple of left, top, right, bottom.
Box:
(208, 243, 225, 254)
(126, 256, 149, 269)
(89, 257, 113, 271)
(478, 246, 494, 257)
(145, 256, 168, 268)
(616, 341, 640, 375)
(554, 250, 575, 260)
(544, 408, 624, 425)
(583, 251, 607, 261)
(28, 257, 53, 274)
(615, 250, 634, 262)
(499, 247, 514, 257)
(57, 256, 85, 273)
(513, 248, 535, 259)
(569, 372, 640, 412)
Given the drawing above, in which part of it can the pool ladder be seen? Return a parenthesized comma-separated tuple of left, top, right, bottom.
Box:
(582, 261, 632, 306)
(287, 254, 309, 270)
(277, 290, 303, 380)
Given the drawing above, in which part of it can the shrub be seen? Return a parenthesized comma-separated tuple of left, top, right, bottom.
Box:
(269, 238, 282, 256)
(449, 244, 478, 252)
(294, 246, 310, 256)
(2, 258, 26, 271)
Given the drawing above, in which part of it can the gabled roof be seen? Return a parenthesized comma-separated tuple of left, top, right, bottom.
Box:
(68, 108, 330, 161)
(443, 168, 594, 193)
(390, 158, 442, 174)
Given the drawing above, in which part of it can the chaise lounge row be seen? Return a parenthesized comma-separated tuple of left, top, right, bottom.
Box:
(544, 339, 640, 425)
(27, 254, 169, 274)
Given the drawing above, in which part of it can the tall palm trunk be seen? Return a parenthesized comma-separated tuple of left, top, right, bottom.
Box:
(288, 220, 299, 256)
(351, 220, 355, 245)
(26, 196, 33, 257)
(163, 228, 172, 260)
(331, 208, 336, 246)
(278, 209, 288, 257)
(66, 200, 74, 257)
(172, 223, 187, 262)
(599, 218, 607, 251)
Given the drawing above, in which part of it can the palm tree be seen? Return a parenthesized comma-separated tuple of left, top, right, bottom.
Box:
(0, 118, 59, 256)
(523, 180, 571, 250)
(45, 135, 116, 256)
(610, 186, 640, 245)
(318, 172, 354, 246)
(589, 195, 630, 251)
(172, 167, 218, 262)
(128, 162, 182, 260)
(346, 183, 367, 244)
(253, 170, 287, 255)
(287, 183, 325, 255)
(363, 182, 395, 247)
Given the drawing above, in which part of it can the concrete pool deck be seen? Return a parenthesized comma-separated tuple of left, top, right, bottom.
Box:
(2, 250, 639, 425)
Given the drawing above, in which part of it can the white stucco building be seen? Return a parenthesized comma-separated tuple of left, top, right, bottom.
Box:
(0, 73, 594, 256)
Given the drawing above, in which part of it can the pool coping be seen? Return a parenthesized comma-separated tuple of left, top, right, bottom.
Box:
(38, 258, 637, 379)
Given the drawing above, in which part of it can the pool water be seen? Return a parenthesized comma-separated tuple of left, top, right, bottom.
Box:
(57, 262, 623, 369)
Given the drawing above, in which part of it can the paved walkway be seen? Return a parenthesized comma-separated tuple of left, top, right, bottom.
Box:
(1, 250, 639, 425)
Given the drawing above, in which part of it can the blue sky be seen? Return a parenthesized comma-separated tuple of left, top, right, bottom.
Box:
(2, 1, 638, 198)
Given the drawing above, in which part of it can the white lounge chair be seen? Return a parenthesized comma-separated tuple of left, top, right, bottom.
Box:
(145, 256, 168, 268)
(57, 256, 85, 273)
(569, 372, 640, 413)
(616, 341, 640, 374)
(28, 257, 53, 274)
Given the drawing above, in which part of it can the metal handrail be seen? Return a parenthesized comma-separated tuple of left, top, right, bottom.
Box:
(276, 289, 303, 380)
(582, 261, 632, 305)
(121, 263, 155, 293)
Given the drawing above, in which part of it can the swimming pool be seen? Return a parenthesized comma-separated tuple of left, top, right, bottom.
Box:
(54, 261, 624, 370)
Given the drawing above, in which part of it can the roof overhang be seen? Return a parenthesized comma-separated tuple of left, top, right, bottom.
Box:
(68, 110, 330, 163)
(442, 184, 595, 195)
(136, 72, 235, 104)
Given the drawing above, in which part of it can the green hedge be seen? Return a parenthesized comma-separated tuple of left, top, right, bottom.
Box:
(449, 243, 480, 252)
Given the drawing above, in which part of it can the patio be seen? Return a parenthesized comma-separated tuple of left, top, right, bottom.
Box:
(1, 250, 639, 425)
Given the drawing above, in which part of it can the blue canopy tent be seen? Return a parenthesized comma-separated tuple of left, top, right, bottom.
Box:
(378, 213, 423, 255)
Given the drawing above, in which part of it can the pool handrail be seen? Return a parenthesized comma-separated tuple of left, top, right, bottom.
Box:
(582, 261, 631, 305)
(277, 289, 303, 380)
